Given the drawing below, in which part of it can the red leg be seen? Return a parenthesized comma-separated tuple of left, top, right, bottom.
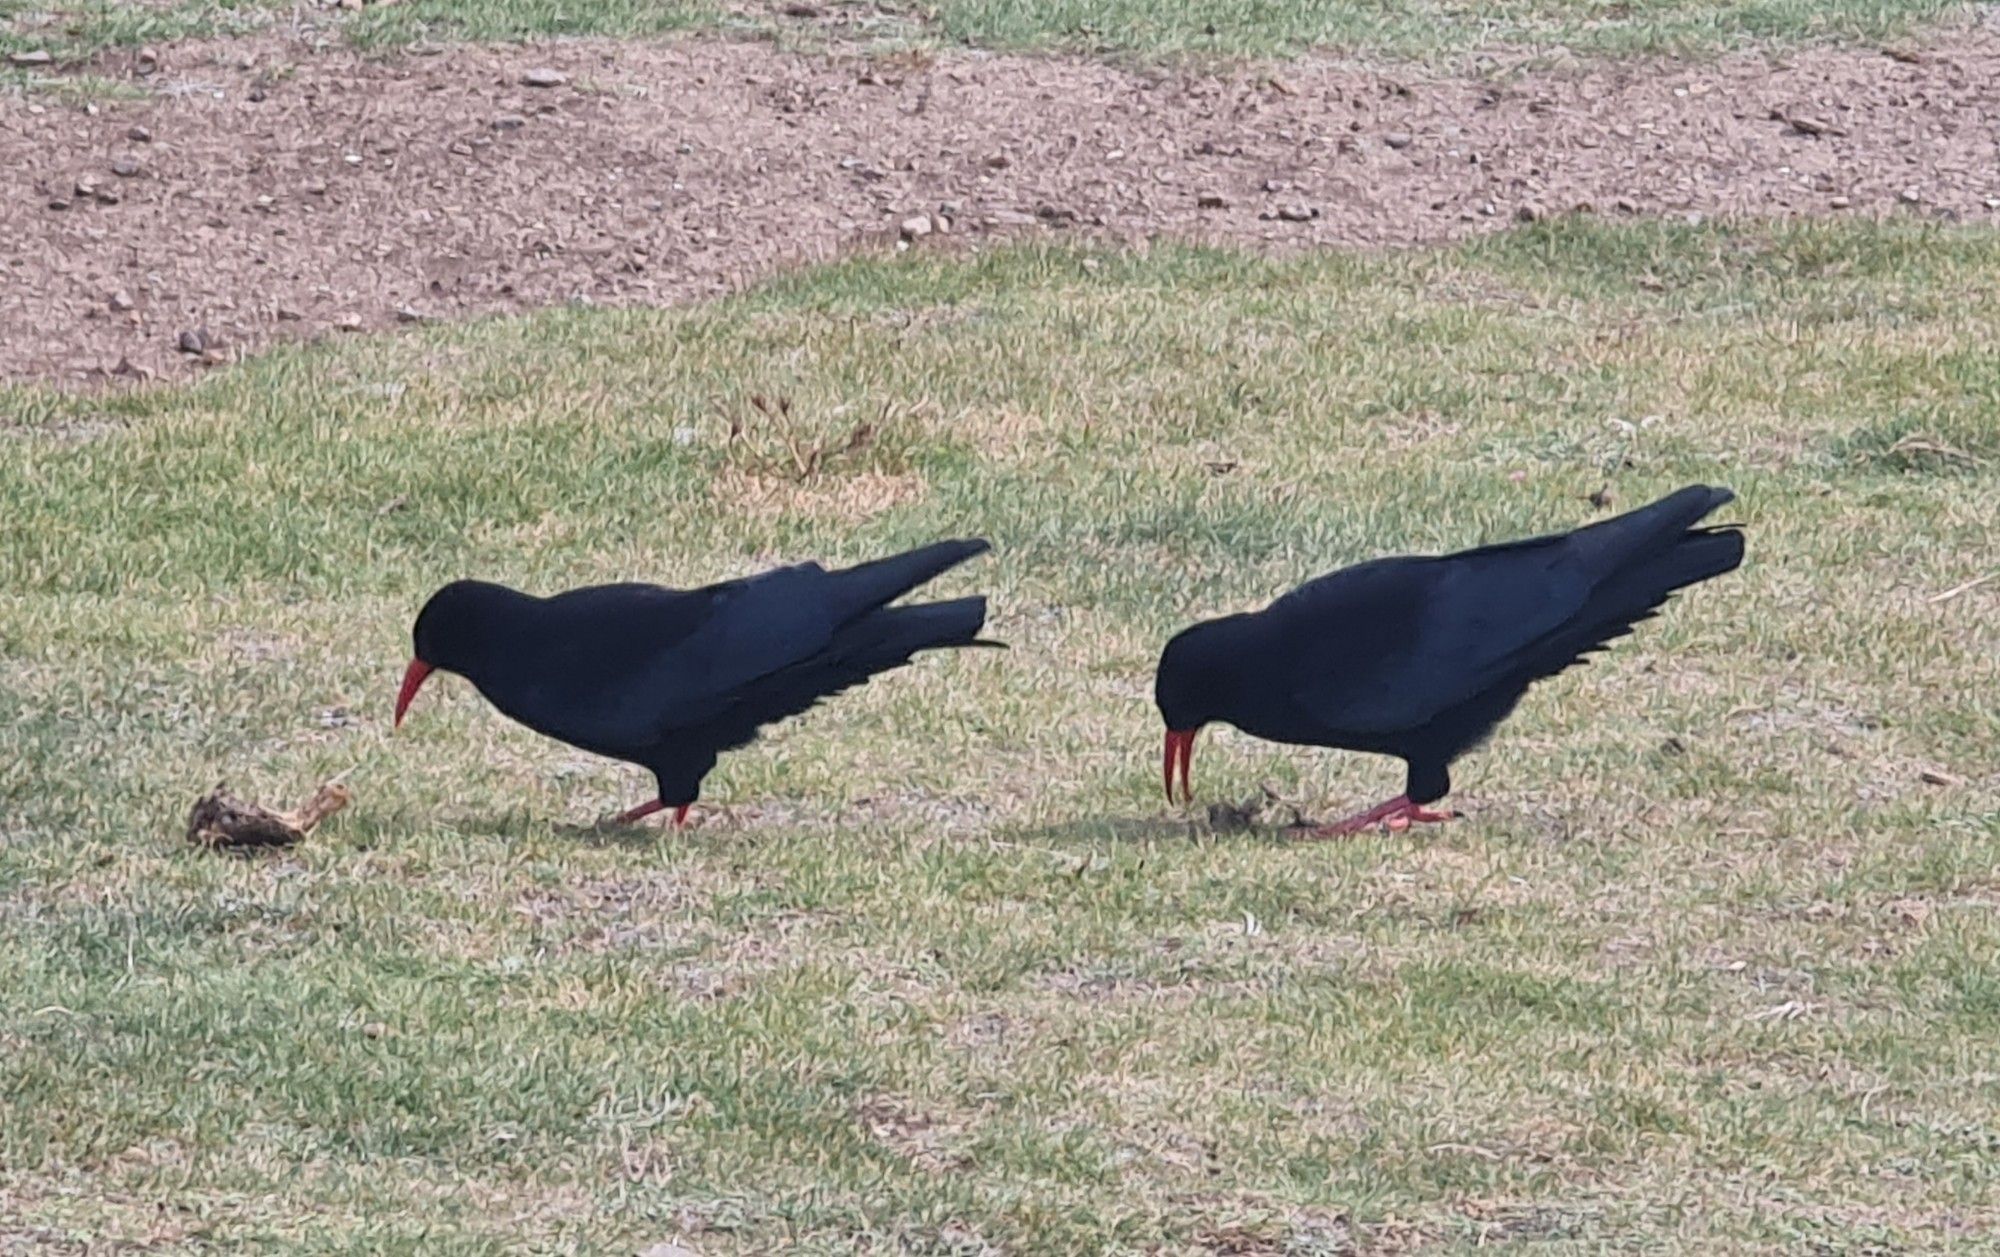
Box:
(1306, 795, 1459, 838)
(1401, 804, 1458, 824)
(609, 800, 695, 828)
(1306, 794, 1414, 837)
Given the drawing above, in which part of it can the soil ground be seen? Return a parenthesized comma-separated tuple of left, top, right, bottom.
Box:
(5, 26, 2000, 384)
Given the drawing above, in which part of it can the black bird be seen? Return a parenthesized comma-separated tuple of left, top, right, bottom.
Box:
(1155, 485, 1743, 835)
(395, 539, 997, 825)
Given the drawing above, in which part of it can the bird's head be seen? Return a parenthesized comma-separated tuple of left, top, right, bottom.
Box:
(1153, 616, 1247, 804)
(396, 580, 519, 728)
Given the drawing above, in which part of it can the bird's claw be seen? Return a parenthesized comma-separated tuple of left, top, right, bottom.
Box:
(1294, 797, 1461, 839)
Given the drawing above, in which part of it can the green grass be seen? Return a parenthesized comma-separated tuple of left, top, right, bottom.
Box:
(0, 0, 1971, 63)
(2, 220, 1997, 1251)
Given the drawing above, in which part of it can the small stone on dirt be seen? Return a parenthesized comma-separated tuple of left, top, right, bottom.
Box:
(333, 313, 364, 332)
(1197, 193, 1228, 209)
(1830, 195, 1852, 209)
(109, 290, 134, 312)
(111, 156, 142, 178)
(394, 305, 428, 323)
(126, 124, 152, 143)
(1384, 131, 1414, 149)
(8, 50, 54, 67)
(898, 214, 933, 240)
(1515, 203, 1541, 222)
(1269, 204, 1319, 222)
(176, 329, 209, 354)
(1899, 187, 1922, 204)
(492, 113, 527, 131)
(135, 46, 158, 73)
(520, 67, 568, 88)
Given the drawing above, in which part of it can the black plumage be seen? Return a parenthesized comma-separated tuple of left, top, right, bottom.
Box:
(395, 539, 996, 824)
(1155, 485, 1744, 834)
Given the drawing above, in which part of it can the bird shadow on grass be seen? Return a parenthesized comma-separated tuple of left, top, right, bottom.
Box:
(1003, 815, 1306, 850)
(552, 818, 706, 849)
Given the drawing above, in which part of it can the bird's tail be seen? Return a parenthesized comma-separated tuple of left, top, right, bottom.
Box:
(1592, 525, 1744, 619)
(833, 596, 1002, 669)
(823, 538, 992, 625)
(1565, 484, 1739, 575)
(1544, 493, 1743, 662)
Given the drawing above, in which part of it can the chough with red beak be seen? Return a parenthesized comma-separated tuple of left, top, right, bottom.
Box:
(1155, 485, 1743, 835)
(396, 538, 998, 826)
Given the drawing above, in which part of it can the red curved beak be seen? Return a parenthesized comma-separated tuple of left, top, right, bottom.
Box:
(394, 658, 434, 729)
(1163, 728, 1197, 804)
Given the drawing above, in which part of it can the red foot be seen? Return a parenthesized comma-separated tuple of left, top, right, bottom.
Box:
(1303, 794, 1460, 838)
(611, 800, 691, 827)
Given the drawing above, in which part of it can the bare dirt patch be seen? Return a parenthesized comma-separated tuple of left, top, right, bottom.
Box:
(5, 32, 2000, 384)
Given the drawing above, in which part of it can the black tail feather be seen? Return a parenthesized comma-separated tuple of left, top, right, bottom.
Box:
(823, 539, 991, 626)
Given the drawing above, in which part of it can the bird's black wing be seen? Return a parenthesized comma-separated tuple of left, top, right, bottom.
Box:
(684, 596, 993, 753)
(1285, 486, 1740, 736)
(513, 565, 842, 753)
(514, 540, 991, 753)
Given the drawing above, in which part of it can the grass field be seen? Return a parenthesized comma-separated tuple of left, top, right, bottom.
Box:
(0, 0, 1971, 62)
(2, 219, 1996, 1251)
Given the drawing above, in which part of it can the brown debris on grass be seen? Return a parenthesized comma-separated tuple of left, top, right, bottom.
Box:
(184, 780, 350, 851)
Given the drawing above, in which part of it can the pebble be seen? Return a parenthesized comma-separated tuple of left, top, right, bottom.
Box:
(1830, 195, 1852, 209)
(1383, 131, 1414, 149)
(1899, 187, 1922, 204)
(898, 214, 933, 240)
(492, 114, 527, 131)
(177, 329, 209, 354)
(1197, 193, 1229, 209)
(8, 50, 53, 67)
(1272, 204, 1319, 222)
(109, 290, 134, 312)
(111, 155, 141, 177)
(126, 124, 152, 143)
(520, 67, 568, 88)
